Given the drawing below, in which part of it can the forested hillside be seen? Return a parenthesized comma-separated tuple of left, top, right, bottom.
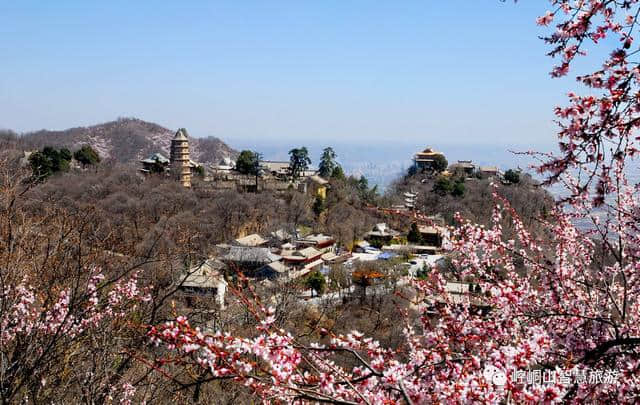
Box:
(0, 118, 237, 164)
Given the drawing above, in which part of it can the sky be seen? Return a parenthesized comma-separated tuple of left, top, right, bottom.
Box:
(1, 1, 580, 161)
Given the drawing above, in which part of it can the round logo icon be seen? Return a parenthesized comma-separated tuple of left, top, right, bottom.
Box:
(483, 365, 498, 381)
(483, 365, 507, 386)
(492, 370, 507, 386)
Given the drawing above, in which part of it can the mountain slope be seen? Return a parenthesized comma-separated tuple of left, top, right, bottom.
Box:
(19, 118, 237, 164)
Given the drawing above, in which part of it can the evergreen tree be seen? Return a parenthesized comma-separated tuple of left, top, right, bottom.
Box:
(432, 175, 453, 195)
(357, 175, 369, 192)
(318, 147, 338, 178)
(29, 146, 72, 180)
(58, 148, 72, 163)
(288, 147, 311, 179)
(331, 165, 346, 181)
(407, 165, 418, 177)
(407, 223, 422, 244)
(236, 150, 260, 175)
(194, 165, 205, 177)
(504, 169, 520, 184)
(431, 154, 448, 173)
(312, 195, 326, 217)
(28, 151, 53, 179)
(149, 157, 167, 174)
(305, 271, 326, 297)
(451, 180, 465, 197)
(73, 145, 101, 166)
(416, 263, 430, 280)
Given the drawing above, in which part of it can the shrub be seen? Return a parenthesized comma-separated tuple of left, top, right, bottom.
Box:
(432, 175, 453, 195)
(452, 180, 465, 197)
(73, 145, 101, 166)
(305, 271, 326, 296)
(504, 169, 520, 184)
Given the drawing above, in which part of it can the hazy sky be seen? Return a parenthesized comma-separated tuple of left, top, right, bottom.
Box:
(1, 1, 575, 149)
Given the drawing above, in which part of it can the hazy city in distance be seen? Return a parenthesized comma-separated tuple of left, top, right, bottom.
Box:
(230, 137, 553, 188)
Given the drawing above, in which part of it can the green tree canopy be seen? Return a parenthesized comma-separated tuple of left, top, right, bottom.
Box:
(347, 175, 378, 204)
(432, 175, 453, 196)
(318, 147, 338, 178)
(431, 154, 448, 173)
(305, 271, 326, 297)
(236, 150, 260, 175)
(149, 158, 167, 174)
(312, 195, 326, 217)
(407, 165, 418, 177)
(59, 148, 72, 162)
(416, 263, 431, 280)
(451, 180, 466, 197)
(357, 176, 369, 192)
(194, 165, 205, 177)
(288, 147, 311, 179)
(407, 223, 422, 244)
(29, 146, 72, 180)
(330, 165, 345, 181)
(504, 169, 520, 184)
(28, 151, 52, 179)
(73, 145, 101, 166)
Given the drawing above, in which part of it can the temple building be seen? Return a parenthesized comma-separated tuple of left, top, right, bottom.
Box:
(413, 147, 446, 171)
(171, 128, 192, 187)
(179, 259, 227, 308)
(140, 153, 170, 173)
(449, 160, 476, 177)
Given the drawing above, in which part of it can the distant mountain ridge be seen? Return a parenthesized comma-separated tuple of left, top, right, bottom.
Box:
(17, 117, 238, 164)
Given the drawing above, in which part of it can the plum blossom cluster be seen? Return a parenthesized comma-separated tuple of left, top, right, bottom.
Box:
(107, 382, 138, 405)
(149, 306, 458, 404)
(534, 0, 640, 203)
(444, 185, 639, 402)
(0, 265, 153, 401)
(1, 268, 151, 345)
(146, 2, 640, 403)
